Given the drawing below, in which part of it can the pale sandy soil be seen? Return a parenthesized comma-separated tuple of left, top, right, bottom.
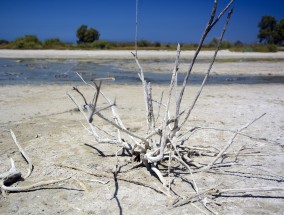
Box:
(0, 51, 284, 214)
(0, 49, 284, 60)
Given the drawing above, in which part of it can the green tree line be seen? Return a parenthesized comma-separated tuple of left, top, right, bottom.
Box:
(0, 17, 283, 52)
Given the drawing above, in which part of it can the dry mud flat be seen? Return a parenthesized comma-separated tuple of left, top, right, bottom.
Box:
(0, 84, 283, 214)
(0, 51, 284, 214)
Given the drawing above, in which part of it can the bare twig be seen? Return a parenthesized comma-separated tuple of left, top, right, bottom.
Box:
(10, 129, 33, 179)
(72, 86, 88, 106)
(204, 113, 266, 170)
(154, 91, 164, 124)
(180, 125, 279, 145)
(133, 0, 155, 131)
(212, 186, 284, 194)
(93, 77, 115, 81)
(151, 164, 167, 187)
(1, 177, 71, 192)
(172, 184, 221, 208)
(175, 0, 234, 128)
(172, 155, 199, 194)
(85, 179, 110, 185)
(180, 8, 234, 127)
(88, 81, 102, 123)
(96, 112, 149, 148)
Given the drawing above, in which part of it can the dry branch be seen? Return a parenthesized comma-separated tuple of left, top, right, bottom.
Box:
(10, 129, 33, 179)
(172, 185, 284, 208)
(180, 8, 234, 127)
(175, 0, 234, 129)
(0, 158, 21, 185)
(204, 113, 266, 170)
(172, 185, 221, 208)
(0, 131, 72, 194)
(151, 164, 167, 187)
(1, 177, 71, 192)
(212, 187, 284, 194)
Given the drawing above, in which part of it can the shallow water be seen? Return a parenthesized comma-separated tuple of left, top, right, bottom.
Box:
(0, 58, 283, 85)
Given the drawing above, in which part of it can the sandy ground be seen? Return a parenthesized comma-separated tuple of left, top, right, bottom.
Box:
(0, 50, 284, 214)
(1, 49, 284, 60)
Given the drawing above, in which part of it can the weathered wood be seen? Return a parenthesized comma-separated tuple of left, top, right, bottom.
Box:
(0, 158, 21, 185)
(1, 177, 71, 192)
(10, 129, 33, 179)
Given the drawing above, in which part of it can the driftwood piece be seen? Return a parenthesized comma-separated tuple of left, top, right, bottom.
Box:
(0, 131, 71, 194)
(10, 129, 33, 179)
(0, 158, 21, 185)
(1, 177, 71, 192)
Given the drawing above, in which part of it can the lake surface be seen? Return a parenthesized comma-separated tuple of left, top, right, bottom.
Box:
(0, 58, 283, 85)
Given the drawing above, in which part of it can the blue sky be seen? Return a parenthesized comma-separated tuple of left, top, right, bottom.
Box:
(0, 0, 283, 44)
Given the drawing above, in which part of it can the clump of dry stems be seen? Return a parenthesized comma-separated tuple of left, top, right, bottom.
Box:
(67, 0, 236, 188)
(2, 0, 283, 211)
(66, 0, 284, 208)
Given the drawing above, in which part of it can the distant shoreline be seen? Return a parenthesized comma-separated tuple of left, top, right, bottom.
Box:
(0, 49, 284, 60)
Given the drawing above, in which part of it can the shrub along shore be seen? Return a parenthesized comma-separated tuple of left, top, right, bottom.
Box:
(0, 35, 282, 52)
